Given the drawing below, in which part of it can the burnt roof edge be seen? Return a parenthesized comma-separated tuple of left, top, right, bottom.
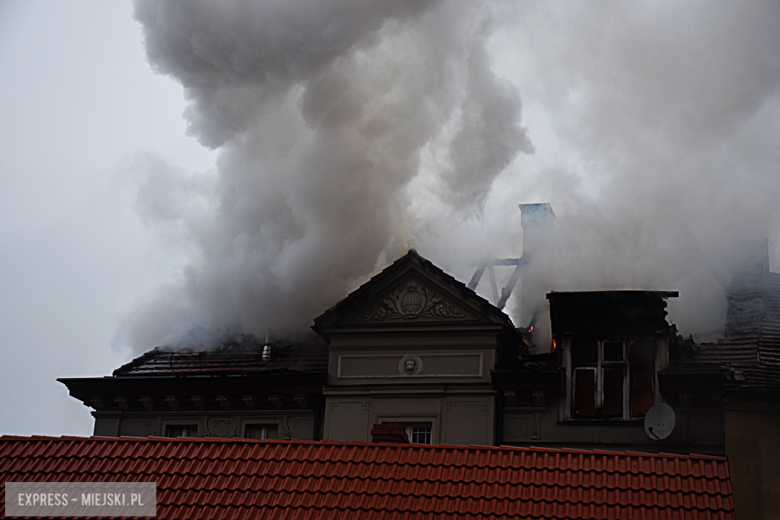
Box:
(546, 290, 679, 300)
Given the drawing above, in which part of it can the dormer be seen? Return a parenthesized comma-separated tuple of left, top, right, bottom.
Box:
(547, 290, 678, 421)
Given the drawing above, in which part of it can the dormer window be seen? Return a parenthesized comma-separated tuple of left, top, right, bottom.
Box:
(571, 339, 626, 418)
(566, 337, 655, 420)
(547, 290, 676, 422)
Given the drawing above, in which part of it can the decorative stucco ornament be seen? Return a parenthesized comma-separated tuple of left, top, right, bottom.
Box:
(398, 355, 423, 376)
(362, 281, 464, 321)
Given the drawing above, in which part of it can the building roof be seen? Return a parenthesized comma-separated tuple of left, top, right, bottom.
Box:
(688, 271, 780, 393)
(112, 249, 516, 379)
(112, 334, 328, 377)
(59, 335, 329, 412)
(0, 436, 734, 519)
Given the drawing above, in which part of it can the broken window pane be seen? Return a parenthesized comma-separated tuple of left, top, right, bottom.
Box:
(602, 368, 625, 417)
(631, 369, 654, 417)
(568, 336, 656, 421)
(629, 338, 655, 368)
(571, 337, 598, 364)
(603, 341, 624, 362)
(573, 368, 596, 417)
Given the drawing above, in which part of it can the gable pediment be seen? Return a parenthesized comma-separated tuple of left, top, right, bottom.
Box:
(314, 250, 511, 331)
(353, 277, 475, 324)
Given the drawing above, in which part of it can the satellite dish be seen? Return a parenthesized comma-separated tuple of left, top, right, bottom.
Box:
(644, 403, 676, 441)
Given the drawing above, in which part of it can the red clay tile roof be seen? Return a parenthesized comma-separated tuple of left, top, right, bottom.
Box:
(0, 436, 734, 519)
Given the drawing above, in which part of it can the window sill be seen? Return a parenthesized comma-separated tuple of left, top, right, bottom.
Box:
(558, 418, 645, 426)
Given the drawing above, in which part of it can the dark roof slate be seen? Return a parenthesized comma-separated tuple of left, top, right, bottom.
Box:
(686, 272, 780, 392)
(113, 335, 328, 377)
(0, 436, 735, 520)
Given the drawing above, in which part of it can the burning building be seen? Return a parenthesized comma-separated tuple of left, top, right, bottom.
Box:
(52, 193, 780, 517)
(58, 232, 780, 516)
(61, 246, 772, 453)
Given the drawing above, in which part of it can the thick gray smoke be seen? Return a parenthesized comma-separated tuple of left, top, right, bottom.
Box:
(122, 1, 532, 350)
(486, 1, 780, 350)
(121, 1, 780, 353)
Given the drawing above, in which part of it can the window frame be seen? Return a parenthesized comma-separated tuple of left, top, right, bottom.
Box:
(565, 338, 652, 421)
(162, 418, 204, 438)
(243, 423, 279, 440)
(403, 424, 433, 444)
(377, 416, 438, 445)
(165, 424, 199, 438)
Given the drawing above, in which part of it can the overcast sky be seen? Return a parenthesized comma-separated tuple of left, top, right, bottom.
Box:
(1, 1, 778, 436)
(0, 1, 216, 435)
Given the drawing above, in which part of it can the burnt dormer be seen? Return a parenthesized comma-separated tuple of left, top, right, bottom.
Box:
(547, 291, 678, 421)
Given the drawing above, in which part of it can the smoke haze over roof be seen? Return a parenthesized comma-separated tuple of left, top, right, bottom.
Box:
(1, 0, 779, 438)
(122, 0, 780, 351)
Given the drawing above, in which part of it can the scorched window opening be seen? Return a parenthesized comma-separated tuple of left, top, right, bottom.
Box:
(568, 338, 654, 420)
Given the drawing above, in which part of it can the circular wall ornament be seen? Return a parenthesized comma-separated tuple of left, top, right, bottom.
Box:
(399, 355, 423, 376)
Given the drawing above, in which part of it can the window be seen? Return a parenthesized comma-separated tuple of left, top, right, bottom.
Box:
(165, 425, 198, 438)
(405, 425, 432, 444)
(383, 422, 433, 444)
(244, 424, 278, 440)
(568, 338, 654, 420)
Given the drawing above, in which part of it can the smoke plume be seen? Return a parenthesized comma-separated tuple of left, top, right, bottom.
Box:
(122, 0, 532, 350)
(122, 1, 780, 353)
(489, 1, 780, 349)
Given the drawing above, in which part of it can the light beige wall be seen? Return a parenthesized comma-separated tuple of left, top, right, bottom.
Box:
(323, 327, 501, 446)
(502, 395, 725, 453)
(326, 330, 499, 387)
(324, 389, 495, 446)
(92, 412, 121, 436)
(96, 410, 316, 440)
(331, 350, 493, 385)
(725, 402, 780, 520)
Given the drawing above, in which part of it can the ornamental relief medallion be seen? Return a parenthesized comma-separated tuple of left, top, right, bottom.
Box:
(361, 280, 465, 321)
(399, 355, 423, 376)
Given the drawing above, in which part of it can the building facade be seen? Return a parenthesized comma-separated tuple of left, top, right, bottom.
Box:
(62, 249, 738, 456)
